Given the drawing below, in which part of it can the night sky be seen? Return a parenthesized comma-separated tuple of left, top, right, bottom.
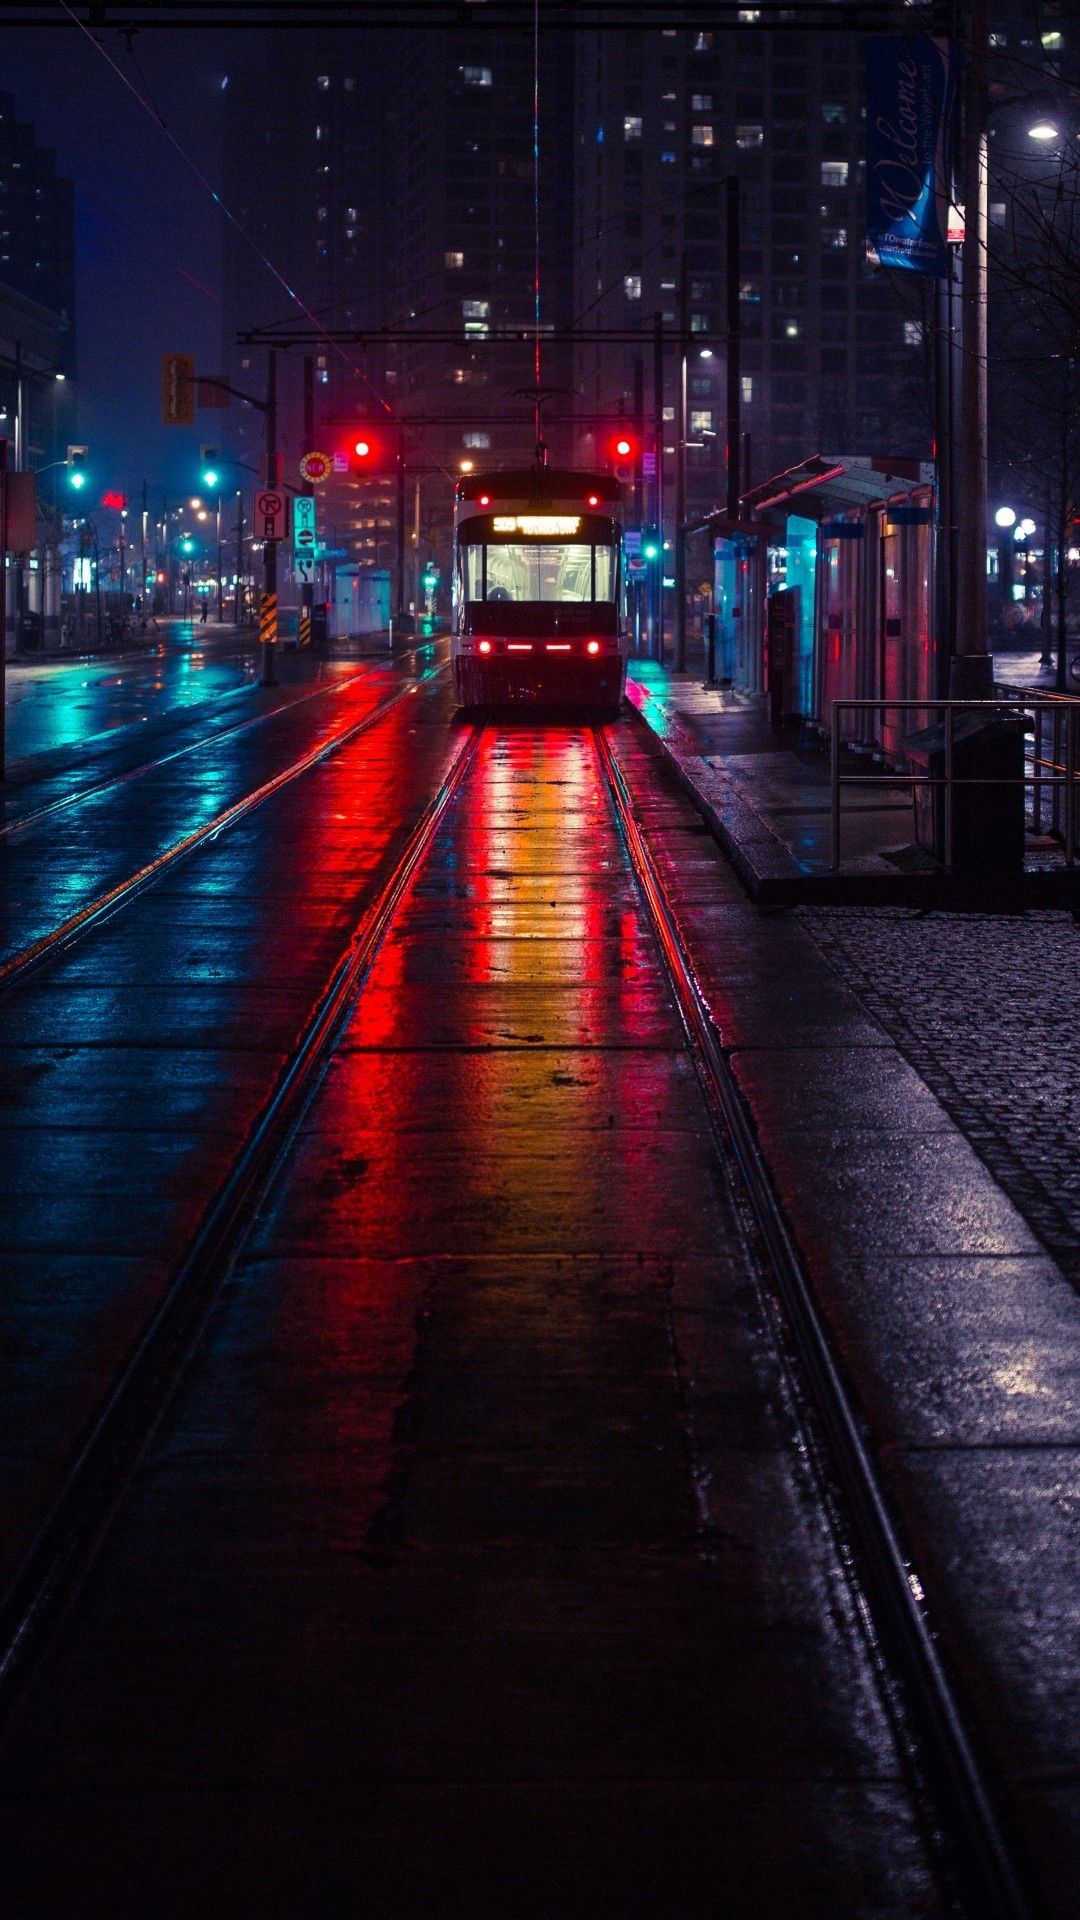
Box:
(6, 24, 261, 494)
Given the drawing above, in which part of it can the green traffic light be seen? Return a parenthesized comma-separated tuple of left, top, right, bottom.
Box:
(68, 470, 87, 491)
(643, 541, 659, 560)
(202, 469, 219, 489)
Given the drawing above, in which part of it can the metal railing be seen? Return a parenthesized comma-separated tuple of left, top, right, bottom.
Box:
(829, 695, 1080, 873)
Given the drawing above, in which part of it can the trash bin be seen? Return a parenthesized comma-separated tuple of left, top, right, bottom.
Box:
(906, 711, 1027, 873)
(311, 603, 329, 651)
(19, 611, 43, 652)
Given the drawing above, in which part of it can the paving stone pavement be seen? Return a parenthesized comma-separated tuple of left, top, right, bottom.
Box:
(800, 906, 1080, 1289)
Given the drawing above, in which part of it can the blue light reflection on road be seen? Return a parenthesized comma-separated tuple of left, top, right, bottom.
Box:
(4, 631, 259, 762)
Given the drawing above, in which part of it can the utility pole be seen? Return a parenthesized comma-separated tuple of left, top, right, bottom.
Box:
(300, 354, 315, 647)
(140, 481, 148, 620)
(235, 491, 245, 626)
(725, 175, 742, 524)
(261, 349, 278, 687)
(674, 257, 688, 672)
(954, 0, 993, 694)
(653, 310, 665, 663)
(0, 437, 8, 781)
(396, 434, 407, 631)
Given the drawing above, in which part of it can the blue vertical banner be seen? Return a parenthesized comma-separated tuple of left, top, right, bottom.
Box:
(865, 36, 957, 277)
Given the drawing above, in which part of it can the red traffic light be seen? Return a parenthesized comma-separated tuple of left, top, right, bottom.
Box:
(348, 431, 384, 468)
(609, 432, 639, 468)
(354, 438, 372, 459)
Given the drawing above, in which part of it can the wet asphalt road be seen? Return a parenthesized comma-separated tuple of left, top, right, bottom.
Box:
(0, 656, 945, 1914)
(4, 621, 259, 764)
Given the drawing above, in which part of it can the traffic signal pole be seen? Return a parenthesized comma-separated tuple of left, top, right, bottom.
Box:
(261, 349, 278, 687)
(300, 355, 315, 648)
(0, 438, 7, 782)
(674, 258, 688, 672)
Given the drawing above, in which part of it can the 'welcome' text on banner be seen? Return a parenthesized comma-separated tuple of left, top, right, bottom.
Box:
(866, 36, 957, 278)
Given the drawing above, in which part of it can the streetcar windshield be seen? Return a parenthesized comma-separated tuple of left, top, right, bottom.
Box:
(464, 543, 616, 603)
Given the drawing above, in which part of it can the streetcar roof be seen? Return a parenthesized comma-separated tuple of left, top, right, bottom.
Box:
(456, 468, 622, 506)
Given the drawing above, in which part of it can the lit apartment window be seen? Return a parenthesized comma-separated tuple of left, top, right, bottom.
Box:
(691, 312, 709, 332)
(736, 124, 764, 150)
(784, 320, 800, 338)
(821, 160, 849, 187)
(445, 250, 464, 268)
(740, 280, 762, 303)
(822, 103, 847, 126)
(624, 273, 642, 299)
(690, 409, 713, 432)
(691, 94, 713, 111)
(461, 66, 493, 86)
(463, 431, 491, 448)
(316, 75, 330, 90)
(462, 300, 490, 319)
(315, 125, 327, 142)
(741, 375, 753, 404)
(990, 202, 1007, 227)
(904, 320, 924, 346)
(692, 124, 715, 147)
(623, 115, 642, 140)
(663, 405, 675, 421)
(1041, 31, 1063, 51)
(822, 226, 847, 249)
(661, 151, 677, 165)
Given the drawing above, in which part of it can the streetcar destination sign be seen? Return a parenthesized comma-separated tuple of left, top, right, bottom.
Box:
(492, 515, 582, 536)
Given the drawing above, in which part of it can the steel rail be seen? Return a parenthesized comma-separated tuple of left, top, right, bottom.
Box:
(0, 665, 368, 844)
(1, 637, 448, 844)
(0, 723, 482, 1726)
(0, 664, 446, 997)
(594, 724, 1031, 1920)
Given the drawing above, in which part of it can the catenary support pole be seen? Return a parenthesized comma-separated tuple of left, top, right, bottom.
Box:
(953, 0, 992, 695)
(300, 354, 315, 644)
(674, 258, 688, 672)
(726, 175, 742, 524)
(261, 348, 278, 687)
(653, 309, 665, 663)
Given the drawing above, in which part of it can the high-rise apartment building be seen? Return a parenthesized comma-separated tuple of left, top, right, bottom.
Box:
(572, 24, 931, 532)
(0, 92, 76, 469)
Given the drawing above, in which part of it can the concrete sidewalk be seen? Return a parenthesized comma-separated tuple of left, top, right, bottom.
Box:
(626, 655, 1080, 907)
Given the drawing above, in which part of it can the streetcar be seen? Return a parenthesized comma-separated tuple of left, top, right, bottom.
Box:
(452, 467, 627, 717)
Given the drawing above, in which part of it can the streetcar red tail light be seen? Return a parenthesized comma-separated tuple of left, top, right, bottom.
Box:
(587, 493, 599, 507)
(478, 639, 492, 654)
(478, 494, 491, 506)
(587, 640, 601, 656)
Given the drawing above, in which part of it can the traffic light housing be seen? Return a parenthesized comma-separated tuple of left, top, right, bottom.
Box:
(349, 430, 386, 471)
(608, 430, 640, 481)
(200, 445, 221, 489)
(66, 445, 88, 491)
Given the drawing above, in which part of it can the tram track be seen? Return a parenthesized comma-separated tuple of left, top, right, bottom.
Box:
(0, 664, 446, 997)
(0, 712, 1032, 1911)
(0, 641, 447, 844)
(0, 722, 481, 1725)
(0, 665, 367, 845)
(593, 724, 1030, 1920)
